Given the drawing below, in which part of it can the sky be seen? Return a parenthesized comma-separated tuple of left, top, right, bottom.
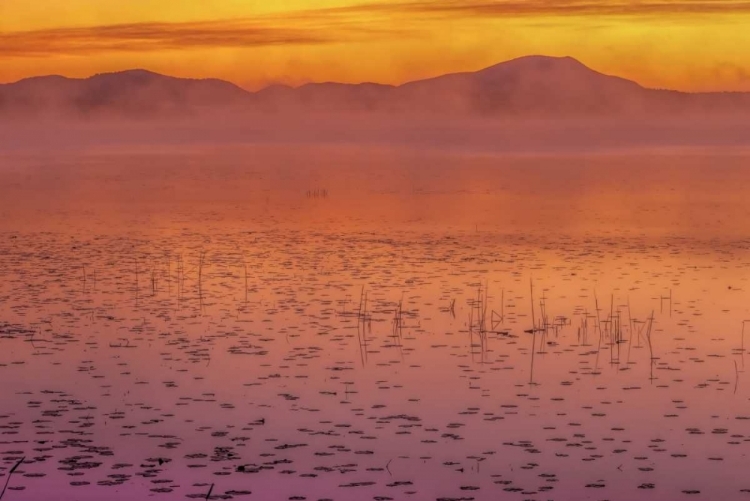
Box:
(1, 0, 750, 92)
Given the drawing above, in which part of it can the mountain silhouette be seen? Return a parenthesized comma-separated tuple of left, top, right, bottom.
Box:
(2, 56, 749, 117)
(395, 55, 646, 114)
(0, 69, 251, 116)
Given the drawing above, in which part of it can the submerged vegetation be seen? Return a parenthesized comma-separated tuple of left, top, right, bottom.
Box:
(1, 226, 749, 501)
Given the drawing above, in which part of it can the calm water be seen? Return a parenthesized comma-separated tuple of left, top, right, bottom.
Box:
(2, 144, 750, 500)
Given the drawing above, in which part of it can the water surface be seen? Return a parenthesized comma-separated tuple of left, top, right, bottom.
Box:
(2, 143, 750, 501)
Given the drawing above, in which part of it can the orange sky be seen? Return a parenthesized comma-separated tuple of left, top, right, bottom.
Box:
(2, 0, 750, 92)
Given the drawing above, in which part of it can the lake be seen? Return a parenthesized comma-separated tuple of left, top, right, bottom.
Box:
(2, 138, 750, 500)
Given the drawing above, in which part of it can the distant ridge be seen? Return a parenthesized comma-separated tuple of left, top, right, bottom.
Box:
(0, 69, 250, 116)
(2, 56, 750, 117)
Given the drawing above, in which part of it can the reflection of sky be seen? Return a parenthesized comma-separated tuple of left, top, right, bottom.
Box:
(1, 143, 750, 237)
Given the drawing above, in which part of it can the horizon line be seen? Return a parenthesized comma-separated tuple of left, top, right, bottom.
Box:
(2, 54, 750, 96)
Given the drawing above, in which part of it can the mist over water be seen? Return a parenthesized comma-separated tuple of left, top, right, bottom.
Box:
(2, 115, 750, 236)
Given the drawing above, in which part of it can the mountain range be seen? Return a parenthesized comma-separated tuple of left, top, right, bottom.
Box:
(2, 55, 750, 117)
